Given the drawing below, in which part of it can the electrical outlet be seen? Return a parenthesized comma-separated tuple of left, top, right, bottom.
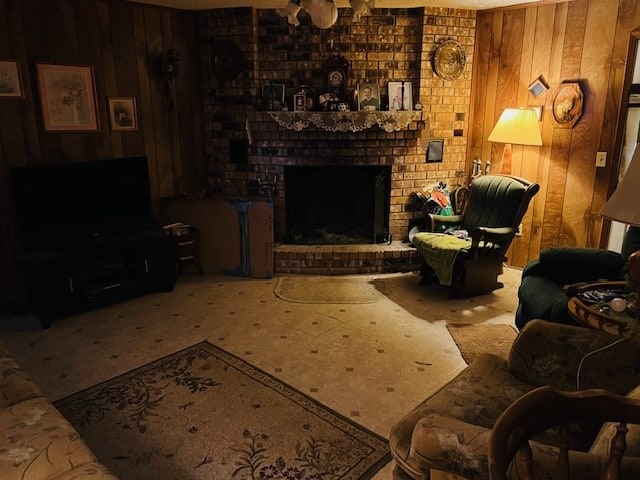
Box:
(596, 151, 607, 167)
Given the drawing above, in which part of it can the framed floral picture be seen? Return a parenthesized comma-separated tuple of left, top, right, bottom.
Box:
(108, 97, 138, 131)
(36, 63, 99, 132)
(0, 60, 25, 99)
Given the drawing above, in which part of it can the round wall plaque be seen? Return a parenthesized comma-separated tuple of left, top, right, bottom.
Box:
(211, 40, 244, 82)
(432, 40, 466, 81)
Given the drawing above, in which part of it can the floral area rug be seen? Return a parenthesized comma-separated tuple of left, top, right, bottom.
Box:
(54, 342, 390, 480)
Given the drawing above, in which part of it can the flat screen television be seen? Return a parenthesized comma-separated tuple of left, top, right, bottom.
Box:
(10, 156, 153, 251)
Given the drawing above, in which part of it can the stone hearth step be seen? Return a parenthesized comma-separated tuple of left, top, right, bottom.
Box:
(274, 241, 421, 275)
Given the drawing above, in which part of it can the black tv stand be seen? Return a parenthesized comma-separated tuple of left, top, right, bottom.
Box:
(18, 228, 175, 328)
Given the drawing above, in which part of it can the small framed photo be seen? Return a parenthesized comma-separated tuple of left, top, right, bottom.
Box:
(388, 81, 413, 111)
(528, 76, 548, 98)
(426, 139, 444, 163)
(357, 83, 380, 111)
(262, 83, 285, 111)
(108, 97, 137, 131)
(293, 93, 306, 111)
(0, 60, 25, 99)
(36, 63, 99, 132)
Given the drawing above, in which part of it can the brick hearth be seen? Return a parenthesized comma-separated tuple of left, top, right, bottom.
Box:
(274, 242, 421, 275)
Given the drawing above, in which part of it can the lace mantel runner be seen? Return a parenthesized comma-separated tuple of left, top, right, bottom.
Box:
(267, 110, 421, 132)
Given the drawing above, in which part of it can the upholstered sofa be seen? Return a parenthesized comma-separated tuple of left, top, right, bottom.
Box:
(0, 340, 118, 479)
(389, 319, 640, 479)
(516, 226, 640, 329)
(515, 247, 628, 329)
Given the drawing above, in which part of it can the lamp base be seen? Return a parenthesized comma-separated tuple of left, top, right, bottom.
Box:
(500, 143, 513, 175)
(628, 251, 640, 316)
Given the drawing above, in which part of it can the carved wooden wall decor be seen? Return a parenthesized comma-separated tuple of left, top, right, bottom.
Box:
(552, 82, 584, 128)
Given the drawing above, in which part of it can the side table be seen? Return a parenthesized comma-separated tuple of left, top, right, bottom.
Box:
(567, 281, 637, 336)
(172, 226, 204, 277)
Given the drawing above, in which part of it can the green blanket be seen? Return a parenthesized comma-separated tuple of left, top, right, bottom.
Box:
(413, 233, 472, 286)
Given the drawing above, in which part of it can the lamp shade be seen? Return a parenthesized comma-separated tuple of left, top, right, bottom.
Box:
(600, 144, 640, 226)
(487, 108, 543, 146)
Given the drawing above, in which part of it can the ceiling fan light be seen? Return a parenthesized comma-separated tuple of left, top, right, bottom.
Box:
(301, 0, 338, 29)
(351, 0, 374, 22)
(277, 0, 302, 26)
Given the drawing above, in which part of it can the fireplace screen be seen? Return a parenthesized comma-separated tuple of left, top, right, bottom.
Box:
(284, 166, 390, 244)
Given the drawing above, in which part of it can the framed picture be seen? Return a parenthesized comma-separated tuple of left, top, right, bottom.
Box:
(0, 60, 24, 99)
(426, 139, 444, 163)
(36, 63, 99, 132)
(262, 83, 285, 111)
(357, 83, 380, 111)
(108, 97, 137, 131)
(388, 81, 413, 111)
(528, 76, 548, 98)
(293, 93, 306, 112)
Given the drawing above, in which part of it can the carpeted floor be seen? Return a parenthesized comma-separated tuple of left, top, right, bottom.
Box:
(446, 323, 519, 364)
(1, 267, 522, 480)
(55, 341, 390, 480)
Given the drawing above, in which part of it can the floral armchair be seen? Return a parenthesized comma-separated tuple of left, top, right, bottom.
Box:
(389, 320, 640, 480)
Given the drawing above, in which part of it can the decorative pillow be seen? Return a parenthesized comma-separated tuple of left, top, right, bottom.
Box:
(589, 384, 640, 457)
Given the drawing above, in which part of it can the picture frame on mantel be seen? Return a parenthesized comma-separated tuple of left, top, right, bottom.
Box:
(36, 63, 99, 132)
(388, 81, 412, 111)
(0, 60, 25, 99)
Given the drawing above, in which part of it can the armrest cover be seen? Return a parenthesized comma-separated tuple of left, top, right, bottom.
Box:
(508, 320, 640, 395)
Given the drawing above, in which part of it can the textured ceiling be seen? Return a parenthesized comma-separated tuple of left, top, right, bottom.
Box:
(127, 0, 544, 12)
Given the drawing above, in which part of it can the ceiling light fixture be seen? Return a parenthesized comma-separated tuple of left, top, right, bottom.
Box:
(277, 0, 374, 29)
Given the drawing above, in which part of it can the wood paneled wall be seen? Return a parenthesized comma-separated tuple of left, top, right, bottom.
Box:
(471, 0, 640, 268)
(0, 0, 204, 309)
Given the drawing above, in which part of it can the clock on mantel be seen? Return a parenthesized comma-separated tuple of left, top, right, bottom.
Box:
(323, 53, 350, 108)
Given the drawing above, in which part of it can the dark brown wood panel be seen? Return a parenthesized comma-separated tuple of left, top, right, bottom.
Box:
(0, 0, 202, 310)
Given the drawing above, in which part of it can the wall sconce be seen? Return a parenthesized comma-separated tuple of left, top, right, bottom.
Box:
(152, 49, 180, 110)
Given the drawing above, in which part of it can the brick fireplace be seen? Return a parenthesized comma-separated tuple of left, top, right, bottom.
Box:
(199, 6, 476, 272)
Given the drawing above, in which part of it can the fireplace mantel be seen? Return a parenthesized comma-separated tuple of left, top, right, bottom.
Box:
(259, 110, 426, 132)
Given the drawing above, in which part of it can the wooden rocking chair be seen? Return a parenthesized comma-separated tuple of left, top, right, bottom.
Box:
(489, 386, 640, 480)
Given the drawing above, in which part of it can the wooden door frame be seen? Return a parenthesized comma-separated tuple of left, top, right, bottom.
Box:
(603, 29, 640, 248)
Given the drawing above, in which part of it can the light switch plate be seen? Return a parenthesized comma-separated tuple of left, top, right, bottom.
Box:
(596, 152, 607, 167)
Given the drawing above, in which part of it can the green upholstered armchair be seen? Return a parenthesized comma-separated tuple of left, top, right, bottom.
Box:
(412, 175, 539, 297)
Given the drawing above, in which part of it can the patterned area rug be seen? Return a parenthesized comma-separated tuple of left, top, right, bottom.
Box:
(274, 277, 381, 304)
(446, 323, 519, 364)
(55, 342, 390, 480)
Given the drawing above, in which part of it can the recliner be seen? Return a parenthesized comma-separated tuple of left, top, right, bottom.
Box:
(412, 175, 539, 297)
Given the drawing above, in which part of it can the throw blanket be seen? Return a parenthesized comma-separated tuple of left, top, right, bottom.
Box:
(413, 233, 472, 286)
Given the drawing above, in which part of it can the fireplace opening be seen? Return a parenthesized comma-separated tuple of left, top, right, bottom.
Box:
(284, 166, 391, 245)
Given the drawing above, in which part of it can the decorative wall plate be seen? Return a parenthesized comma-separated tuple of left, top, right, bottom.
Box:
(211, 40, 244, 82)
(432, 40, 466, 81)
(552, 82, 583, 128)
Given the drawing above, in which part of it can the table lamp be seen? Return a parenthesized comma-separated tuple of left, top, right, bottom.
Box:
(600, 144, 640, 315)
(487, 108, 543, 174)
